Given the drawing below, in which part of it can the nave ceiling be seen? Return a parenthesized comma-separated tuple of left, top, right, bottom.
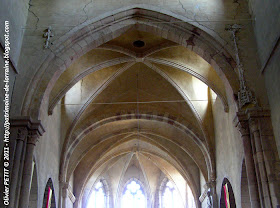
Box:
(49, 29, 232, 208)
(3, 0, 280, 208)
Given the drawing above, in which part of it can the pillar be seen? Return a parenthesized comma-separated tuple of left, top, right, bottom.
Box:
(9, 117, 45, 208)
(249, 119, 272, 208)
(61, 182, 68, 208)
(235, 108, 280, 208)
(209, 179, 218, 208)
(18, 130, 38, 208)
(9, 127, 27, 208)
(235, 114, 261, 208)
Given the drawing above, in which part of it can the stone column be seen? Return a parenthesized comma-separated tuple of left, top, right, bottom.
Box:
(235, 108, 280, 208)
(18, 130, 39, 208)
(247, 109, 280, 208)
(199, 179, 218, 208)
(61, 182, 68, 208)
(208, 179, 218, 208)
(9, 127, 28, 208)
(15, 139, 27, 208)
(235, 115, 261, 208)
(249, 119, 272, 208)
(9, 116, 45, 208)
(61, 183, 76, 208)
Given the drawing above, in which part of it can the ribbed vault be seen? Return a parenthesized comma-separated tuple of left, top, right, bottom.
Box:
(21, 7, 239, 119)
(17, 7, 243, 208)
(78, 139, 200, 208)
(47, 18, 237, 208)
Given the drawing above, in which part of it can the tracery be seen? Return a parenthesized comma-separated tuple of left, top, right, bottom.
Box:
(122, 180, 146, 208)
(87, 181, 106, 208)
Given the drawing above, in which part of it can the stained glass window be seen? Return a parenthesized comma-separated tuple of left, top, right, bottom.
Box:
(122, 180, 146, 208)
(87, 181, 106, 208)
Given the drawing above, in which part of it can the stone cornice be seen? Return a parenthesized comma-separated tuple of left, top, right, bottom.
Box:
(234, 108, 271, 124)
(234, 108, 271, 136)
(10, 116, 45, 136)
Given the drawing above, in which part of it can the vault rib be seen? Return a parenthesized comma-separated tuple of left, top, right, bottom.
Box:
(49, 57, 134, 114)
(145, 57, 229, 112)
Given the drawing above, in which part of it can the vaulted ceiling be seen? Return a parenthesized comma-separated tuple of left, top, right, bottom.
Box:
(47, 29, 231, 207)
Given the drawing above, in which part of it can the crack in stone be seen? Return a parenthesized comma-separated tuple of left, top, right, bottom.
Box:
(82, 0, 93, 24)
(41, 1, 96, 65)
(233, 0, 241, 20)
(185, 6, 232, 64)
(192, 5, 229, 51)
(178, 0, 187, 14)
(28, 0, 39, 30)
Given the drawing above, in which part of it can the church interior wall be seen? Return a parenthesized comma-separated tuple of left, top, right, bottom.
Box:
(2, 0, 280, 208)
(34, 105, 62, 208)
(0, 50, 17, 157)
(264, 47, 280, 157)
(0, 0, 29, 67)
(248, 0, 280, 155)
(211, 94, 243, 208)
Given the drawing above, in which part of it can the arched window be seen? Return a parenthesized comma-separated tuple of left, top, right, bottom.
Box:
(122, 180, 146, 208)
(161, 180, 183, 208)
(42, 178, 56, 208)
(220, 178, 236, 208)
(87, 181, 106, 208)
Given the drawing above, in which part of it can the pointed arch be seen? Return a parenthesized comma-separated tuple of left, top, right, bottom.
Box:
(220, 178, 236, 208)
(61, 114, 211, 184)
(86, 178, 110, 208)
(42, 178, 56, 208)
(120, 178, 147, 208)
(18, 6, 238, 120)
(78, 140, 201, 208)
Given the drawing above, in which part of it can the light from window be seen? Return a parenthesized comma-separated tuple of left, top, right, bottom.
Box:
(162, 181, 183, 208)
(122, 180, 145, 208)
(87, 181, 106, 208)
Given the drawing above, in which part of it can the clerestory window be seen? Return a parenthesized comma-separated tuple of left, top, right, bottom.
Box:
(122, 180, 146, 208)
(161, 180, 184, 208)
(87, 181, 106, 208)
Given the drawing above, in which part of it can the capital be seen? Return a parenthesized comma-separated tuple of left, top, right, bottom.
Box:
(234, 112, 250, 136)
(11, 116, 45, 144)
(27, 130, 39, 145)
(249, 118, 259, 133)
(61, 182, 69, 198)
(237, 121, 250, 136)
(17, 127, 28, 141)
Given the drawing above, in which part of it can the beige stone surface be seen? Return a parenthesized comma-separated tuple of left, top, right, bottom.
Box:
(3, 1, 280, 208)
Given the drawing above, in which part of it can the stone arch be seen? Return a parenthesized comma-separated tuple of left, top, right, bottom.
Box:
(85, 178, 110, 208)
(118, 177, 147, 208)
(19, 6, 238, 120)
(42, 178, 56, 208)
(220, 178, 236, 208)
(157, 177, 194, 208)
(61, 114, 211, 183)
(48, 56, 229, 116)
(241, 160, 250, 208)
(74, 133, 201, 208)
(29, 161, 38, 208)
(48, 57, 134, 114)
(158, 177, 169, 208)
